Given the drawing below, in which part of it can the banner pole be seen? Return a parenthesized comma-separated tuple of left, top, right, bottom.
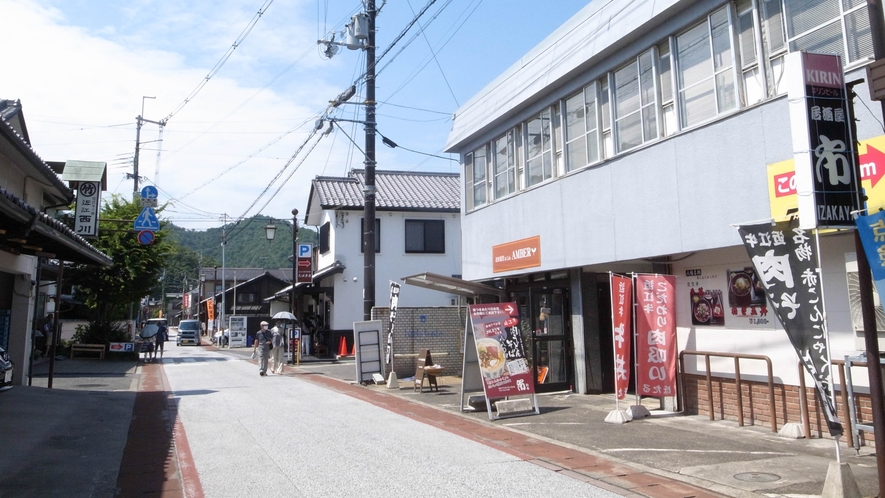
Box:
(610, 272, 620, 412)
(814, 229, 842, 463)
(632, 272, 641, 409)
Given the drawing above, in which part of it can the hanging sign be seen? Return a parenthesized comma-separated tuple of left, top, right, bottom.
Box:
(634, 274, 676, 397)
(610, 274, 632, 400)
(737, 219, 843, 436)
(74, 181, 101, 238)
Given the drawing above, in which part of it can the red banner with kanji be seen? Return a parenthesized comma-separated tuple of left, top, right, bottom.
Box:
(610, 274, 632, 400)
(635, 274, 676, 397)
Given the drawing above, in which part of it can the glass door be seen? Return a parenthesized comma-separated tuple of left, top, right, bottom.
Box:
(531, 288, 572, 392)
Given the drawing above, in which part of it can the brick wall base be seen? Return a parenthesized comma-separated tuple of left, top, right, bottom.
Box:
(682, 373, 874, 446)
(372, 307, 466, 379)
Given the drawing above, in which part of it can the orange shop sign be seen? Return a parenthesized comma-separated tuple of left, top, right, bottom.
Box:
(493, 236, 541, 273)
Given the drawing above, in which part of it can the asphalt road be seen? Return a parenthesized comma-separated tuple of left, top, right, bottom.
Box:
(160, 341, 620, 497)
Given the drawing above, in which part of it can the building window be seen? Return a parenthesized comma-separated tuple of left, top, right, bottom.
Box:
(526, 108, 556, 187)
(736, 0, 764, 106)
(360, 218, 381, 253)
(237, 293, 257, 304)
(658, 40, 677, 136)
(599, 77, 614, 158)
(494, 128, 519, 199)
(405, 219, 445, 254)
(466, 146, 488, 210)
(675, 6, 737, 129)
(319, 221, 330, 254)
(613, 49, 658, 153)
(784, 0, 871, 64)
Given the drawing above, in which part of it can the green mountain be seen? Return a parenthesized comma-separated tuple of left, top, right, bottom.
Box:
(166, 215, 317, 269)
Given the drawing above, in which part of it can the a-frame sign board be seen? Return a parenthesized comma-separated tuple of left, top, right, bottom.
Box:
(460, 303, 539, 421)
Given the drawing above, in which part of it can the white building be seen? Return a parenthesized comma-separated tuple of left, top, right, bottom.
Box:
(445, 0, 884, 431)
(303, 169, 462, 334)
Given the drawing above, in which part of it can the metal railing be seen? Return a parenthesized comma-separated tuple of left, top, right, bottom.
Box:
(678, 350, 777, 432)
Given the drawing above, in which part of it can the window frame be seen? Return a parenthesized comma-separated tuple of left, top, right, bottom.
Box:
(319, 221, 331, 254)
(359, 217, 381, 253)
(404, 219, 445, 254)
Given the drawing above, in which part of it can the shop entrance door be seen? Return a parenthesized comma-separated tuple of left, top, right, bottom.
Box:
(530, 288, 572, 393)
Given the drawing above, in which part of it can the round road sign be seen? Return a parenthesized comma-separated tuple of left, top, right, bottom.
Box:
(137, 230, 155, 245)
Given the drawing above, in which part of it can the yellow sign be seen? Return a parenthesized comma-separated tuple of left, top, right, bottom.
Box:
(767, 134, 885, 219)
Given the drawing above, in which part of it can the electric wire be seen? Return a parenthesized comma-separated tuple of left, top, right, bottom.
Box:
(161, 0, 275, 124)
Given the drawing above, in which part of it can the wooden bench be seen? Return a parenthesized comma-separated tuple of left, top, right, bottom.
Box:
(70, 343, 105, 360)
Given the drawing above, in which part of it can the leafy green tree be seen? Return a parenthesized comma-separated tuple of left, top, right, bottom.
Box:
(67, 195, 172, 321)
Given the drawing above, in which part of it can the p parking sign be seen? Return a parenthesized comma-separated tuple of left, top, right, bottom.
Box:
(298, 244, 312, 258)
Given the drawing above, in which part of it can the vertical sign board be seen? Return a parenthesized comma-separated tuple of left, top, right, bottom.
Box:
(353, 320, 384, 383)
(386, 282, 400, 365)
(228, 315, 247, 348)
(465, 303, 537, 420)
(297, 243, 313, 283)
(610, 274, 633, 400)
(634, 274, 677, 397)
(75, 181, 101, 238)
(787, 51, 860, 229)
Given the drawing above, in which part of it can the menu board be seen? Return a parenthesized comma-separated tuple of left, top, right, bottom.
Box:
(468, 303, 535, 398)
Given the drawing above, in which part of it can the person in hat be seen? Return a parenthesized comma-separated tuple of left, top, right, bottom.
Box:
(252, 321, 273, 376)
(270, 320, 286, 374)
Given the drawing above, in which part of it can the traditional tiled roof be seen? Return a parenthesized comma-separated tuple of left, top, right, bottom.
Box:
(312, 169, 460, 211)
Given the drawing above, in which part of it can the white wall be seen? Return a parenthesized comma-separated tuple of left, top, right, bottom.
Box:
(315, 209, 462, 330)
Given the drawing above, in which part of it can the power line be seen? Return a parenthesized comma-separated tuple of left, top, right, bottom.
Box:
(161, 0, 275, 124)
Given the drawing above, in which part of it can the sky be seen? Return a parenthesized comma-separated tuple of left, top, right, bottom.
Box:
(4, 0, 590, 231)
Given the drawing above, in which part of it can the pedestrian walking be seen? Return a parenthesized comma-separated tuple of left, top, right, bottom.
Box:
(41, 313, 55, 357)
(270, 320, 285, 374)
(153, 323, 167, 361)
(252, 321, 272, 376)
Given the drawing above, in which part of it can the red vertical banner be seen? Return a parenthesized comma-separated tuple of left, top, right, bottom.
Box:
(610, 274, 632, 400)
(635, 274, 677, 397)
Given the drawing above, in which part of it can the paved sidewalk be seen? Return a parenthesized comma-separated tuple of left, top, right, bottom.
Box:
(2, 349, 881, 497)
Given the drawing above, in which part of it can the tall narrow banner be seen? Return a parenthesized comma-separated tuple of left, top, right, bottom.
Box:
(468, 303, 535, 398)
(206, 298, 215, 322)
(610, 274, 633, 400)
(386, 281, 400, 365)
(855, 211, 885, 301)
(634, 274, 676, 396)
(738, 220, 843, 437)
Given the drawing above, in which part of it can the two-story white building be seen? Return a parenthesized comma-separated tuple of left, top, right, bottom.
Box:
(444, 0, 885, 430)
(302, 169, 461, 348)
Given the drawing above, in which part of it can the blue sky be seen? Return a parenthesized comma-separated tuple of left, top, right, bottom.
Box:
(4, 0, 589, 230)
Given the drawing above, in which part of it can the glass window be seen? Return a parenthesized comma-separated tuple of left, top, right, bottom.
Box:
(658, 40, 677, 136)
(565, 92, 588, 171)
(319, 222, 330, 254)
(599, 77, 613, 158)
(783, 0, 872, 64)
(405, 220, 445, 253)
(737, 0, 764, 105)
(526, 108, 555, 187)
(675, 6, 737, 129)
(359, 218, 380, 253)
(494, 129, 518, 199)
(470, 146, 487, 208)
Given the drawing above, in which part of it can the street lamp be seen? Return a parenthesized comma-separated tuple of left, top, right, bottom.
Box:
(265, 223, 276, 243)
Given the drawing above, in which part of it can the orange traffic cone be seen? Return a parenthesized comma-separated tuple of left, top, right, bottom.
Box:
(351, 342, 356, 355)
(338, 336, 348, 356)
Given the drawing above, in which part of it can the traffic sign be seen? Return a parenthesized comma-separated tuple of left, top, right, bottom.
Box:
(298, 244, 312, 258)
(137, 230, 155, 245)
(134, 207, 160, 231)
(140, 186, 158, 200)
(297, 259, 311, 268)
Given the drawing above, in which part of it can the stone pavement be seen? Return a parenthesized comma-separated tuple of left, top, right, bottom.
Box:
(0, 348, 880, 497)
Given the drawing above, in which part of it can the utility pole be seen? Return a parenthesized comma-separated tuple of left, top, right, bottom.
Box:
(318, 3, 376, 321)
(861, 2, 885, 492)
(132, 96, 166, 198)
(363, 0, 377, 321)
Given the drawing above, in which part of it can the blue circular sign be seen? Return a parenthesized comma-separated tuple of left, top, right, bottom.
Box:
(140, 186, 158, 200)
(137, 230, 155, 245)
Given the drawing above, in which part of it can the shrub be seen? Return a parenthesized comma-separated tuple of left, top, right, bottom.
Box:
(72, 321, 130, 345)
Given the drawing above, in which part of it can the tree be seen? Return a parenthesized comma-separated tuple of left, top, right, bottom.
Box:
(67, 195, 172, 321)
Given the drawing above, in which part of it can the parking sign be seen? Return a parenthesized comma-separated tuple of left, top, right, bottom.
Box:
(298, 244, 312, 258)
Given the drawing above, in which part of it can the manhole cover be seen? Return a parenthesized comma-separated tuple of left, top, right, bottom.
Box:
(734, 472, 781, 483)
(50, 435, 84, 442)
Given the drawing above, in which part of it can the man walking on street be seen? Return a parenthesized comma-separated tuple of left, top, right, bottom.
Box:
(253, 321, 272, 376)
